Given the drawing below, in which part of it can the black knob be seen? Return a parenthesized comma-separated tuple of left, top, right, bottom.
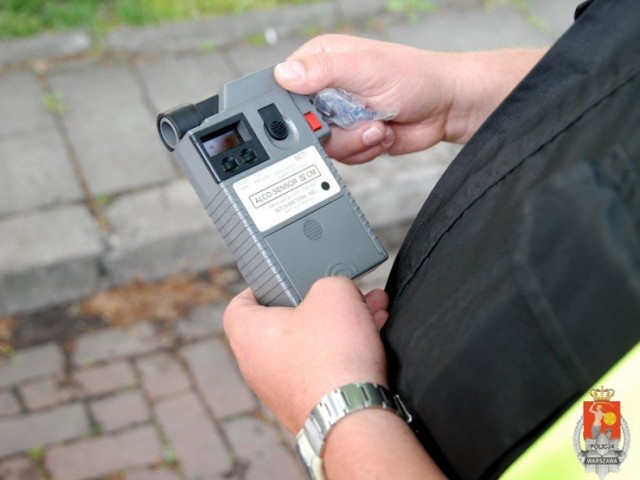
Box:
(259, 103, 289, 141)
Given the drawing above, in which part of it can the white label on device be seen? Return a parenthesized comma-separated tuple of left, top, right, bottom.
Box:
(233, 146, 340, 232)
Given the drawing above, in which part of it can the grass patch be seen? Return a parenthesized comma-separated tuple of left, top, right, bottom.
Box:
(0, 0, 325, 40)
(93, 194, 113, 207)
(27, 446, 45, 462)
(386, 0, 436, 23)
(41, 91, 66, 114)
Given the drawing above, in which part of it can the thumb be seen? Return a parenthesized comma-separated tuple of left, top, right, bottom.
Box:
(274, 51, 382, 96)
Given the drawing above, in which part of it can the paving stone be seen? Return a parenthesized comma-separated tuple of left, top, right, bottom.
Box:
(135, 352, 191, 401)
(355, 247, 399, 294)
(136, 52, 234, 114)
(90, 389, 150, 432)
(336, 144, 458, 229)
(226, 28, 388, 77)
(224, 417, 304, 480)
(126, 468, 183, 480)
(226, 36, 308, 76)
(529, 0, 580, 39)
(45, 425, 163, 480)
(0, 130, 83, 215)
(155, 391, 231, 480)
(0, 206, 103, 315)
(0, 343, 63, 389)
(48, 63, 176, 196)
(180, 339, 255, 419)
(0, 71, 54, 136)
(74, 361, 136, 396)
(0, 403, 90, 458)
(0, 456, 43, 480)
(386, 5, 552, 51)
(0, 390, 20, 417)
(355, 217, 414, 293)
(0, 31, 91, 66)
(20, 375, 79, 410)
(103, 180, 229, 284)
(73, 323, 167, 366)
(176, 303, 225, 341)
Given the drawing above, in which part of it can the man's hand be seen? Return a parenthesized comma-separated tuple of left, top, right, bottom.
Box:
(275, 34, 545, 164)
(224, 278, 445, 480)
(223, 276, 390, 433)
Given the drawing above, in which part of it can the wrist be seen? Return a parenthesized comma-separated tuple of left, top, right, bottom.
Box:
(295, 382, 410, 480)
(323, 409, 414, 478)
(291, 370, 388, 433)
(445, 48, 546, 143)
(324, 409, 445, 480)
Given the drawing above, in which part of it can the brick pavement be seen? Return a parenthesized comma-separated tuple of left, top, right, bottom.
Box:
(0, 302, 306, 480)
(0, 0, 578, 478)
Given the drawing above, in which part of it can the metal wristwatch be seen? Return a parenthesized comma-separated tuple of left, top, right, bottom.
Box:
(295, 382, 412, 480)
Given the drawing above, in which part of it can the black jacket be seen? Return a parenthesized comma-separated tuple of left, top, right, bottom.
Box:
(383, 0, 640, 477)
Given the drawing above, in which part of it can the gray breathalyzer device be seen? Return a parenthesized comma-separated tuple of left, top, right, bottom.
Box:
(157, 65, 387, 306)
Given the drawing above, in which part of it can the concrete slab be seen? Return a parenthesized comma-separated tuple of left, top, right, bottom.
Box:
(386, 5, 552, 51)
(136, 51, 235, 113)
(0, 130, 83, 215)
(0, 71, 55, 136)
(20, 376, 79, 410)
(335, 142, 459, 228)
(89, 390, 150, 432)
(529, 0, 580, 39)
(0, 343, 64, 389)
(0, 457, 42, 480)
(225, 29, 387, 76)
(154, 392, 231, 479)
(0, 403, 90, 458)
(103, 179, 228, 284)
(74, 361, 137, 394)
(224, 417, 304, 480)
(0, 32, 90, 66)
(73, 324, 167, 366)
(176, 303, 225, 340)
(0, 391, 20, 417)
(0, 205, 103, 315)
(45, 425, 162, 480)
(135, 352, 191, 401)
(180, 338, 256, 419)
(48, 63, 176, 196)
(225, 36, 311, 75)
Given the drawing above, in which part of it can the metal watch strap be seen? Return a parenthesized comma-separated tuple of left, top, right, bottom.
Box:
(295, 382, 412, 480)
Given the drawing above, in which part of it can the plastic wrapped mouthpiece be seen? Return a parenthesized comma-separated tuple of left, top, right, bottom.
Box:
(312, 88, 397, 129)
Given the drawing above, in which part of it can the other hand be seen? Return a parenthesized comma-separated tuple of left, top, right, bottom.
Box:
(224, 276, 389, 433)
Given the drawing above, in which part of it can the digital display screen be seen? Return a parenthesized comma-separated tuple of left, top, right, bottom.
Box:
(202, 125, 245, 157)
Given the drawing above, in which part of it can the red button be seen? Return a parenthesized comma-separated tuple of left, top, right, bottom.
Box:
(304, 112, 322, 131)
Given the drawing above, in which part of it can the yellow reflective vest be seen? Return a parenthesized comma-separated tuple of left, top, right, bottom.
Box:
(503, 343, 640, 479)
